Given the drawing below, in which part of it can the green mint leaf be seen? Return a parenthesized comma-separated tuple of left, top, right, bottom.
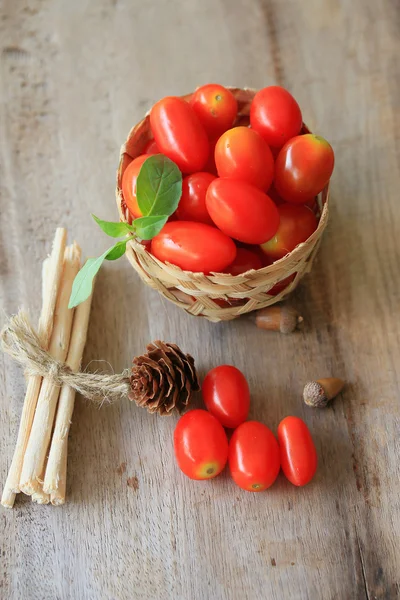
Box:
(92, 214, 135, 238)
(68, 240, 129, 308)
(136, 154, 182, 217)
(134, 215, 168, 240)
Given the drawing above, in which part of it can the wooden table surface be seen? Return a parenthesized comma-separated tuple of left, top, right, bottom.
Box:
(1, 1, 399, 598)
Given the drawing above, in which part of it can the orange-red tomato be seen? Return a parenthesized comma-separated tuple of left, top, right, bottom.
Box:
(121, 154, 151, 218)
(215, 127, 274, 191)
(202, 365, 250, 429)
(274, 134, 334, 203)
(260, 204, 318, 260)
(278, 416, 317, 486)
(174, 410, 228, 480)
(143, 138, 160, 155)
(190, 84, 238, 138)
(268, 273, 296, 296)
(224, 247, 262, 275)
(150, 221, 236, 274)
(229, 421, 281, 491)
(176, 172, 216, 224)
(206, 178, 280, 244)
(250, 86, 302, 148)
(150, 96, 209, 173)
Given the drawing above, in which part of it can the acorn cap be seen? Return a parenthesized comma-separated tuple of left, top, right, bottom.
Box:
(303, 377, 345, 408)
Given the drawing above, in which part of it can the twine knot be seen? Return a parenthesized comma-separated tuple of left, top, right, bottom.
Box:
(0, 310, 131, 403)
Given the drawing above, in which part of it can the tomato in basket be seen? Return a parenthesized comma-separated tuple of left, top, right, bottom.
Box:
(206, 178, 280, 245)
(260, 204, 318, 260)
(190, 84, 238, 138)
(215, 126, 274, 191)
(121, 153, 152, 218)
(274, 134, 334, 204)
(150, 221, 237, 274)
(150, 96, 209, 173)
(176, 172, 216, 225)
(224, 247, 262, 275)
(250, 85, 302, 148)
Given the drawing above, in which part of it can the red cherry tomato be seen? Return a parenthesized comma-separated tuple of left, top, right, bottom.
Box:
(176, 172, 216, 224)
(151, 221, 236, 274)
(190, 84, 238, 138)
(274, 134, 334, 203)
(250, 86, 302, 148)
(143, 138, 160, 155)
(202, 365, 250, 429)
(206, 178, 280, 244)
(121, 154, 151, 218)
(224, 247, 262, 275)
(215, 127, 274, 191)
(278, 416, 317, 486)
(229, 421, 280, 491)
(268, 273, 296, 296)
(260, 203, 317, 260)
(266, 184, 285, 206)
(174, 409, 228, 480)
(150, 96, 209, 173)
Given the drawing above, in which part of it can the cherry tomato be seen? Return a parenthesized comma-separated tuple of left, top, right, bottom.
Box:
(274, 134, 334, 204)
(266, 184, 285, 206)
(278, 416, 317, 486)
(174, 410, 228, 480)
(215, 127, 274, 191)
(268, 273, 296, 296)
(151, 221, 236, 274)
(176, 172, 216, 224)
(143, 138, 160, 155)
(250, 86, 302, 148)
(206, 178, 280, 244)
(150, 96, 209, 173)
(190, 84, 238, 138)
(224, 247, 262, 275)
(202, 365, 250, 429)
(260, 204, 317, 260)
(121, 154, 151, 218)
(229, 421, 280, 491)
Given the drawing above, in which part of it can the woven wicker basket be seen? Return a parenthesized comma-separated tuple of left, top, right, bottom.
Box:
(116, 88, 329, 322)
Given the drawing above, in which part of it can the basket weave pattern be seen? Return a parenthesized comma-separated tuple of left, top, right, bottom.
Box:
(116, 88, 329, 322)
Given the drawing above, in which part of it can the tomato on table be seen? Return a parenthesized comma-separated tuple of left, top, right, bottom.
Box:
(224, 247, 262, 275)
(176, 172, 216, 224)
(150, 221, 237, 274)
(121, 153, 152, 218)
(229, 421, 280, 491)
(215, 126, 274, 191)
(278, 416, 317, 486)
(202, 365, 250, 429)
(150, 96, 209, 173)
(260, 204, 318, 260)
(206, 178, 280, 244)
(250, 86, 302, 148)
(174, 410, 228, 480)
(274, 134, 334, 203)
(143, 138, 160, 155)
(190, 84, 238, 138)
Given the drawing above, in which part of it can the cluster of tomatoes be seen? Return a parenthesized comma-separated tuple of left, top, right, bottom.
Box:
(122, 84, 334, 278)
(174, 365, 317, 491)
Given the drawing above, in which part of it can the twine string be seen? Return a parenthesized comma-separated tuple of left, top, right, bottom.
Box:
(0, 310, 131, 403)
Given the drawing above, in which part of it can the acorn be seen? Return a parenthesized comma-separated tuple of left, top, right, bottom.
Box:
(303, 378, 345, 408)
(255, 305, 303, 334)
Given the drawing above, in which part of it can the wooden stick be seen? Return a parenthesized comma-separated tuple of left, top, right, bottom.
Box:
(1, 228, 67, 508)
(19, 242, 81, 496)
(31, 259, 52, 505)
(44, 268, 95, 502)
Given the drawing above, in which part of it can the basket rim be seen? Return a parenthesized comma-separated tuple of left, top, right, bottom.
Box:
(115, 86, 330, 281)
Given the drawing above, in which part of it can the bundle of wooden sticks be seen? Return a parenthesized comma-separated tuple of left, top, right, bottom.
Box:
(1, 228, 95, 508)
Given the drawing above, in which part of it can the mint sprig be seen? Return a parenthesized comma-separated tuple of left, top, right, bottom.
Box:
(68, 154, 181, 308)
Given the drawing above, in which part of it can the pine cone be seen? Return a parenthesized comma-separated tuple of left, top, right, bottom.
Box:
(129, 341, 200, 415)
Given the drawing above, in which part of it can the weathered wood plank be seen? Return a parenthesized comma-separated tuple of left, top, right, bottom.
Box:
(0, 0, 399, 598)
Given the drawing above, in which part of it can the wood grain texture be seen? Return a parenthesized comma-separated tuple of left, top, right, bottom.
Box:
(0, 0, 399, 598)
